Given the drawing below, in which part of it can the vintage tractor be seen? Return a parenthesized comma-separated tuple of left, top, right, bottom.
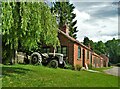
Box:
(29, 52, 66, 68)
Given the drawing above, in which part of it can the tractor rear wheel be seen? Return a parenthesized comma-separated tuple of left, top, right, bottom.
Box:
(31, 52, 42, 65)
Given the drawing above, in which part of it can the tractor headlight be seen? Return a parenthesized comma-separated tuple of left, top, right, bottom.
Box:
(59, 61, 63, 64)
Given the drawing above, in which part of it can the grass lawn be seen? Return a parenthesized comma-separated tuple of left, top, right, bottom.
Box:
(91, 66, 113, 72)
(1, 64, 119, 87)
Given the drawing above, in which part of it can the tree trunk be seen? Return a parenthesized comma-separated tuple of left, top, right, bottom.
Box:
(10, 49, 16, 65)
(14, 50, 18, 64)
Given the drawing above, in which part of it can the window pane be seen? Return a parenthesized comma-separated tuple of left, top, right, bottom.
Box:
(47, 48, 50, 53)
(78, 46, 81, 58)
(63, 51, 66, 56)
(63, 47, 66, 51)
(62, 47, 67, 56)
(43, 48, 46, 53)
(58, 47, 61, 53)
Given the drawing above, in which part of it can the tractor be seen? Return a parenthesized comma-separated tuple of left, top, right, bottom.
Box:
(29, 52, 66, 68)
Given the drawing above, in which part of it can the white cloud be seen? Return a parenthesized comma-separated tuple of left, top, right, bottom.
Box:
(73, 7, 118, 42)
(73, 9, 91, 21)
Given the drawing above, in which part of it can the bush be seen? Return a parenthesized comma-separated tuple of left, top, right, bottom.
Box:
(116, 63, 120, 67)
(108, 62, 111, 67)
(88, 64, 92, 69)
(65, 63, 74, 70)
(75, 64, 82, 71)
(64, 59, 74, 70)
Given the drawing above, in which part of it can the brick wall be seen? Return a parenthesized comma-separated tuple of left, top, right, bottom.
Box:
(58, 33, 74, 65)
(73, 43, 82, 67)
(92, 54, 103, 68)
(73, 44, 92, 67)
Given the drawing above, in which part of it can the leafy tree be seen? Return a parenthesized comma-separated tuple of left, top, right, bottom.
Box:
(83, 36, 95, 50)
(94, 41, 106, 55)
(83, 36, 90, 46)
(51, 1, 78, 39)
(2, 2, 59, 64)
(83, 37, 120, 64)
(83, 37, 106, 55)
(105, 38, 120, 64)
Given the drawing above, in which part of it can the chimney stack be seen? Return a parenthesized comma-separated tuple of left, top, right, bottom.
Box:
(61, 24, 69, 35)
(88, 43, 91, 49)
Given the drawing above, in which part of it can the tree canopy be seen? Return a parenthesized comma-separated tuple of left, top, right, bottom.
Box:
(105, 38, 120, 63)
(51, 1, 78, 39)
(83, 37, 120, 64)
(2, 2, 59, 64)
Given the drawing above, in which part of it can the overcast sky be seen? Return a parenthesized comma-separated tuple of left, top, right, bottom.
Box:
(69, 0, 119, 42)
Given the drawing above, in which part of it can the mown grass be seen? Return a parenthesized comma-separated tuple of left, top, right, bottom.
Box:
(91, 66, 113, 72)
(1, 64, 119, 87)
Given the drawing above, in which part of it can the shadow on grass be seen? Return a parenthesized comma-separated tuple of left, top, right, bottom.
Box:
(1, 66, 32, 77)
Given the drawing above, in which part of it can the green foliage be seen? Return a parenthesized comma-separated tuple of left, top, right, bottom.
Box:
(75, 64, 82, 71)
(83, 37, 106, 54)
(64, 60, 74, 70)
(51, 1, 78, 39)
(88, 64, 92, 69)
(65, 63, 74, 70)
(116, 63, 120, 67)
(108, 62, 112, 67)
(83, 37, 120, 64)
(83, 36, 90, 46)
(2, 2, 59, 64)
(83, 36, 95, 49)
(105, 38, 120, 64)
(94, 41, 106, 55)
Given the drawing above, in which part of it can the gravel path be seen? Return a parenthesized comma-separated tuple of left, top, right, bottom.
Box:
(104, 67, 120, 76)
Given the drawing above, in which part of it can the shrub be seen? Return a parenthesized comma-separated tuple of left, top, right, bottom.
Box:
(108, 62, 111, 67)
(116, 63, 120, 67)
(65, 63, 74, 70)
(75, 64, 82, 71)
(88, 64, 92, 69)
(64, 59, 74, 70)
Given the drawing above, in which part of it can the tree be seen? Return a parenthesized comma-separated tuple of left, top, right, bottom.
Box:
(94, 41, 106, 55)
(83, 36, 90, 46)
(105, 38, 120, 64)
(83, 37, 106, 55)
(83, 36, 94, 49)
(83, 36, 120, 64)
(2, 2, 59, 64)
(51, 1, 78, 39)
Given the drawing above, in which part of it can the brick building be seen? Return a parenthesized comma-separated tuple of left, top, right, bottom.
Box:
(42, 25, 108, 68)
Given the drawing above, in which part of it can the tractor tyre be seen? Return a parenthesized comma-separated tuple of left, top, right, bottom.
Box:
(48, 60, 58, 68)
(31, 52, 42, 65)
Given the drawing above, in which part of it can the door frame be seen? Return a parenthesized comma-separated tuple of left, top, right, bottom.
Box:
(82, 49, 85, 67)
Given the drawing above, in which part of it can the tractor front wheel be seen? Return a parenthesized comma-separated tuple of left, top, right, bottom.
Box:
(48, 60, 58, 68)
